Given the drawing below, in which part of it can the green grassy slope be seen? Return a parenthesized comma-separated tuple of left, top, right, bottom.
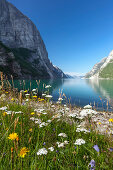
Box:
(99, 60, 113, 78)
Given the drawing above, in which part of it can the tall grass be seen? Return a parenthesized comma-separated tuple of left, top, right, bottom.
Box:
(0, 73, 112, 169)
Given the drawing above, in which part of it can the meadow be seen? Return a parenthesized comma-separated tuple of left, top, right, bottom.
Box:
(0, 74, 113, 170)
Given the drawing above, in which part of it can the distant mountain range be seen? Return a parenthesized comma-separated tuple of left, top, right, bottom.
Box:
(85, 50, 113, 79)
(0, 0, 66, 79)
(65, 73, 84, 79)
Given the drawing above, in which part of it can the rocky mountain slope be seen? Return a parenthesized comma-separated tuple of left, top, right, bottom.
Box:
(85, 50, 113, 79)
(0, 0, 66, 79)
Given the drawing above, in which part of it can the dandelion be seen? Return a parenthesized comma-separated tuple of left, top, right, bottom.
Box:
(48, 147, 54, 151)
(31, 112, 35, 115)
(109, 118, 113, 122)
(74, 139, 85, 145)
(19, 147, 29, 158)
(3, 112, 7, 116)
(8, 133, 18, 140)
(33, 96, 37, 98)
(93, 145, 99, 152)
(58, 133, 67, 138)
(37, 148, 48, 155)
(11, 98, 14, 101)
(29, 128, 32, 132)
(98, 122, 101, 125)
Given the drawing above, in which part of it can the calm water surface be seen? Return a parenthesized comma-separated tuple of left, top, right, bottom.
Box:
(13, 78, 113, 111)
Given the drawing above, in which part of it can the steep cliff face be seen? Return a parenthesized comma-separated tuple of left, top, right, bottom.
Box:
(0, 0, 66, 79)
(85, 50, 113, 79)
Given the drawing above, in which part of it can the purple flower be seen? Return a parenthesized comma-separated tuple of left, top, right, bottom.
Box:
(93, 145, 99, 152)
(89, 160, 95, 168)
(56, 150, 59, 153)
(53, 128, 55, 131)
(109, 148, 113, 152)
(75, 147, 77, 149)
(43, 142, 46, 145)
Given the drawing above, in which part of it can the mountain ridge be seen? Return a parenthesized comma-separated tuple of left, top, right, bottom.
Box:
(85, 50, 113, 79)
(0, 0, 66, 79)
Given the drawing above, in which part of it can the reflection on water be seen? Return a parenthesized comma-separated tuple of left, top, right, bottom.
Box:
(12, 78, 113, 111)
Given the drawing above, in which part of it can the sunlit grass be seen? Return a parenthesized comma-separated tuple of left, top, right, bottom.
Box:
(0, 77, 112, 169)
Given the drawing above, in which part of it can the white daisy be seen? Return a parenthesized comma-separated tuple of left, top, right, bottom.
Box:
(74, 139, 85, 145)
(37, 148, 48, 155)
(58, 133, 67, 138)
(48, 147, 54, 151)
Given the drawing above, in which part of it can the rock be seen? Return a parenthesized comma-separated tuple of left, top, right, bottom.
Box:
(0, 0, 66, 79)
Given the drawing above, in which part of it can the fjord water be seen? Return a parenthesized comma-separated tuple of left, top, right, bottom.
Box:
(14, 78, 113, 111)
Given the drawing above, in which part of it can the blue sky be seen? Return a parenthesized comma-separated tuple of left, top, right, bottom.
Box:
(8, 0, 113, 75)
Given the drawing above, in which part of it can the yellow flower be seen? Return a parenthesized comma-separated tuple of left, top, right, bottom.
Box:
(31, 112, 35, 115)
(19, 147, 29, 158)
(98, 122, 101, 125)
(11, 98, 14, 101)
(33, 96, 37, 98)
(3, 112, 7, 116)
(8, 133, 18, 140)
(24, 90, 27, 93)
(5, 92, 8, 94)
(29, 128, 32, 132)
(109, 118, 113, 122)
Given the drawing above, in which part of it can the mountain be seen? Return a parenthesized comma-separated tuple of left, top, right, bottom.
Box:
(85, 50, 113, 79)
(0, 0, 66, 79)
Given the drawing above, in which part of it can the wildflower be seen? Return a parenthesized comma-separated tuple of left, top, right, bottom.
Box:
(11, 147, 13, 153)
(19, 147, 29, 158)
(98, 122, 101, 125)
(84, 104, 92, 109)
(43, 142, 46, 145)
(24, 90, 27, 93)
(89, 160, 95, 169)
(76, 128, 90, 133)
(93, 145, 99, 152)
(64, 140, 69, 144)
(8, 133, 18, 140)
(108, 148, 113, 152)
(45, 85, 51, 88)
(25, 99, 29, 102)
(32, 89, 36, 92)
(37, 148, 48, 155)
(31, 112, 35, 115)
(3, 112, 7, 116)
(109, 118, 113, 122)
(48, 147, 54, 151)
(58, 133, 67, 138)
(5, 91, 8, 94)
(42, 112, 47, 115)
(47, 120, 52, 123)
(11, 98, 14, 101)
(56, 142, 65, 148)
(42, 94, 46, 96)
(33, 96, 37, 98)
(25, 93, 30, 96)
(29, 128, 32, 132)
(45, 95, 52, 99)
(68, 113, 77, 118)
(0, 106, 7, 111)
(39, 122, 48, 128)
(74, 139, 85, 145)
(58, 98, 63, 101)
